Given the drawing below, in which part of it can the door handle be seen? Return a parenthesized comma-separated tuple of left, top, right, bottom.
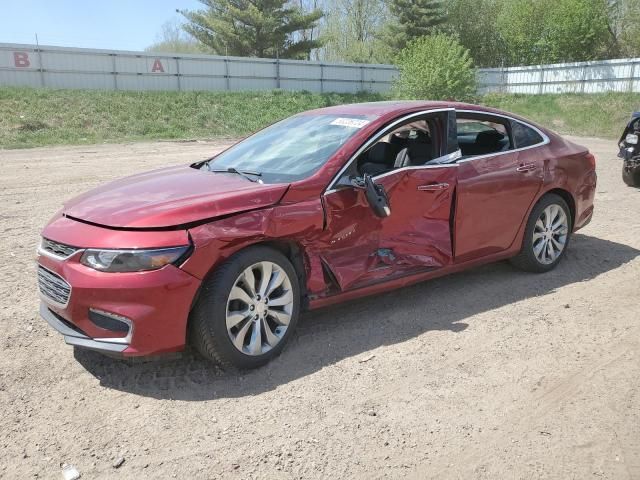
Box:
(516, 163, 537, 172)
(418, 182, 449, 191)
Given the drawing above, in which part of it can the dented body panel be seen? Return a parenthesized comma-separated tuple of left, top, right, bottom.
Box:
(37, 101, 597, 357)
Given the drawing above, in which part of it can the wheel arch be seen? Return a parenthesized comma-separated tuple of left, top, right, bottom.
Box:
(509, 186, 576, 256)
(542, 187, 576, 229)
(188, 238, 311, 314)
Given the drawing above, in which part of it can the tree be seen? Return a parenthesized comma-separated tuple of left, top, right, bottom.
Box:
(320, 0, 390, 63)
(394, 34, 477, 101)
(497, 0, 612, 65)
(146, 19, 212, 54)
(607, 0, 640, 58)
(442, 0, 507, 68)
(179, 0, 323, 59)
(381, 0, 446, 53)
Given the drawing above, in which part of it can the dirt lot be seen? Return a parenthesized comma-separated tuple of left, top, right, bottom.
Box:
(1, 137, 639, 479)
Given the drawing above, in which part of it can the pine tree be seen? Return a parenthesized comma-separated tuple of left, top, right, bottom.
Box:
(179, 0, 323, 59)
(383, 0, 446, 53)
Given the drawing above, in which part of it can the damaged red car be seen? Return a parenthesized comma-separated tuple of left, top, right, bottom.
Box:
(37, 101, 597, 368)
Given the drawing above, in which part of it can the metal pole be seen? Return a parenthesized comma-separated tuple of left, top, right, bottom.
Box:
(276, 50, 280, 89)
(538, 67, 544, 95)
(175, 56, 181, 91)
(224, 57, 230, 91)
(111, 53, 118, 90)
(320, 63, 324, 94)
(580, 65, 587, 94)
(35, 33, 45, 87)
(629, 61, 636, 93)
(360, 66, 365, 92)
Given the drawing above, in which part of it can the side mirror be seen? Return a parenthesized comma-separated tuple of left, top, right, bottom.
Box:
(363, 174, 391, 218)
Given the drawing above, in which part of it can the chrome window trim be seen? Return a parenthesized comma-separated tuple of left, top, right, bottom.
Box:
(454, 109, 550, 164)
(369, 150, 461, 182)
(37, 264, 72, 309)
(324, 108, 455, 194)
(324, 108, 551, 195)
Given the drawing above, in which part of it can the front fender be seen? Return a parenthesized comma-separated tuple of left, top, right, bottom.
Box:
(180, 199, 329, 296)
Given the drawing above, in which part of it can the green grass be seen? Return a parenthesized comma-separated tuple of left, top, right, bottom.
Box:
(0, 88, 384, 149)
(1, 87, 638, 148)
(482, 92, 640, 139)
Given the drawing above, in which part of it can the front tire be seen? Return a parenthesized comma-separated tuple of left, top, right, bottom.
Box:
(190, 246, 300, 369)
(510, 193, 572, 273)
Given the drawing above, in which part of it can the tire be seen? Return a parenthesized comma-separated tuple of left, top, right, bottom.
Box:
(189, 246, 300, 369)
(510, 193, 572, 273)
(622, 163, 640, 187)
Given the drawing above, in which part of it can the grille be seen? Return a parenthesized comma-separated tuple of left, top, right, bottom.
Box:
(38, 266, 71, 307)
(41, 238, 79, 259)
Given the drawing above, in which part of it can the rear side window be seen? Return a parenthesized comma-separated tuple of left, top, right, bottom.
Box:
(511, 121, 544, 148)
(456, 116, 512, 158)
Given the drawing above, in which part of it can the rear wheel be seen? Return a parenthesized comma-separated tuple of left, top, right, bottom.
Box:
(510, 193, 571, 273)
(190, 246, 300, 369)
(622, 162, 640, 187)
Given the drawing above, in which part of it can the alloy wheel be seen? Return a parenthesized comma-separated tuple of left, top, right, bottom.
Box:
(225, 261, 294, 356)
(532, 204, 569, 265)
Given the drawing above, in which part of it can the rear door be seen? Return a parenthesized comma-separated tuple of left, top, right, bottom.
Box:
(453, 111, 545, 262)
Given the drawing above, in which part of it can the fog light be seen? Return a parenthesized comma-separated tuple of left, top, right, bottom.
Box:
(88, 309, 133, 344)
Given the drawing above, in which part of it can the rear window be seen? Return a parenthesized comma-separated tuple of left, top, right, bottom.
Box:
(511, 121, 544, 148)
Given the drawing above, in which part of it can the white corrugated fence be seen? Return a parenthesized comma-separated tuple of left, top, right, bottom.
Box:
(0, 43, 396, 94)
(1, 43, 639, 94)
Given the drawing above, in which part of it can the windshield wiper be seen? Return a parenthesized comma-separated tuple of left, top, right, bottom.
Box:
(207, 166, 262, 183)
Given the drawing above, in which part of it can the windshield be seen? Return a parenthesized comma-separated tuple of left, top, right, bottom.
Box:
(205, 114, 375, 183)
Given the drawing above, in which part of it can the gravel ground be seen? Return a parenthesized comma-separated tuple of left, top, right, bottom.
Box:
(0, 137, 639, 479)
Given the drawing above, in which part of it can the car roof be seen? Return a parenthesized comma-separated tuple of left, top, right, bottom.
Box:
(302, 100, 480, 117)
(302, 100, 552, 136)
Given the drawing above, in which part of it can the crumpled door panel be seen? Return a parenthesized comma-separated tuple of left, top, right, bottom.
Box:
(321, 166, 457, 291)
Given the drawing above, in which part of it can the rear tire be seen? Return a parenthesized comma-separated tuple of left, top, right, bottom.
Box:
(510, 193, 572, 273)
(622, 163, 640, 187)
(189, 246, 300, 369)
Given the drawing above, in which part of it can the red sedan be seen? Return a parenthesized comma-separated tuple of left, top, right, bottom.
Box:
(37, 101, 597, 368)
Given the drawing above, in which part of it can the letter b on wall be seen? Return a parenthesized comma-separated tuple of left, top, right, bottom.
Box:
(14, 52, 31, 68)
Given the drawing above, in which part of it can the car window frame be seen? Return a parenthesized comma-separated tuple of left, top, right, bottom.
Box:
(325, 108, 461, 194)
(454, 109, 550, 164)
(455, 112, 514, 157)
(510, 119, 546, 149)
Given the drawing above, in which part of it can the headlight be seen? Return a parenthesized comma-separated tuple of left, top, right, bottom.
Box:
(80, 246, 190, 273)
(626, 133, 639, 145)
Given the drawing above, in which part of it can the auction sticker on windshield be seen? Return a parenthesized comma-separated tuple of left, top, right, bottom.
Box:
(330, 118, 370, 128)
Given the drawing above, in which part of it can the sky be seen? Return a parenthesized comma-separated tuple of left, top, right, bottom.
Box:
(0, 0, 202, 51)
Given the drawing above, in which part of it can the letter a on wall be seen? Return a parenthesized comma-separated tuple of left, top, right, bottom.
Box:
(14, 52, 31, 68)
(151, 59, 165, 73)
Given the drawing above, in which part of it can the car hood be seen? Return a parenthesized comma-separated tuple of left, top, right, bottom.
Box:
(62, 165, 290, 228)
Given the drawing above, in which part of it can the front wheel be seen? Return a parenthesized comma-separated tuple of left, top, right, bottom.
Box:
(190, 246, 300, 369)
(510, 193, 572, 273)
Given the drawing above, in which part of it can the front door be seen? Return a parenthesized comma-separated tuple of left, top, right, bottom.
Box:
(321, 165, 458, 291)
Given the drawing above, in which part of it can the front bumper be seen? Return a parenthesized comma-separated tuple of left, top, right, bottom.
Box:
(40, 303, 129, 354)
(37, 252, 202, 357)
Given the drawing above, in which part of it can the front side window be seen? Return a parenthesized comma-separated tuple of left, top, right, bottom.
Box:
(205, 114, 376, 183)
